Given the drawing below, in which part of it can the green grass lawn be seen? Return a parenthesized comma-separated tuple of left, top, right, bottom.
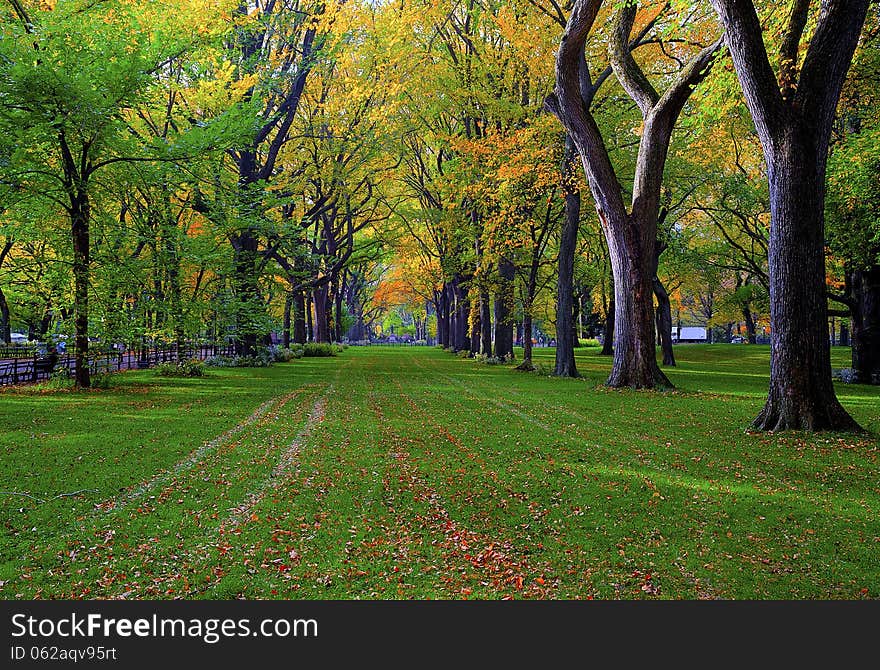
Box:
(0, 344, 877, 599)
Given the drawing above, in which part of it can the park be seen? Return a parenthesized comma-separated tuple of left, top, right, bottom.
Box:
(1, 0, 879, 604)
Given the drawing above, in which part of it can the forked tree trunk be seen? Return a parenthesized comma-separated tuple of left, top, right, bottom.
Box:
(752, 136, 859, 430)
(554, 137, 580, 377)
(710, 0, 868, 431)
(849, 266, 880, 385)
(546, 0, 719, 389)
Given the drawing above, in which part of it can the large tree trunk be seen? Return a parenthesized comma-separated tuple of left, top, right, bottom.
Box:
(435, 289, 449, 348)
(494, 258, 515, 360)
(312, 284, 331, 343)
(604, 215, 671, 388)
(752, 136, 859, 430)
(231, 229, 260, 356)
(653, 276, 676, 366)
(546, 1, 718, 390)
(850, 266, 880, 385)
(710, 0, 868, 432)
(554, 137, 580, 377)
(293, 289, 307, 344)
(71, 192, 90, 389)
(451, 277, 470, 351)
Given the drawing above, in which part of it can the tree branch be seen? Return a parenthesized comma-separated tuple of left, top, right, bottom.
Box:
(710, 0, 787, 146)
(609, 1, 660, 117)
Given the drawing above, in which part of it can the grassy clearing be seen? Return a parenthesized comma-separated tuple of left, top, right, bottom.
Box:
(0, 345, 877, 599)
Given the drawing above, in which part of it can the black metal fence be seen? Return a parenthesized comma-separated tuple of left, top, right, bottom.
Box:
(0, 342, 237, 388)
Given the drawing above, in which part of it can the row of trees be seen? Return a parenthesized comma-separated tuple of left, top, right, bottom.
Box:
(1, 0, 878, 432)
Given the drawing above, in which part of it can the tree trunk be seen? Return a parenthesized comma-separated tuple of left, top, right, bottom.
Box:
(435, 289, 449, 348)
(334, 283, 344, 342)
(231, 229, 260, 356)
(0, 286, 10, 344)
(494, 258, 515, 360)
(480, 291, 492, 356)
(710, 0, 868, 431)
(72, 192, 90, 388)
(752, 136, 860, 430)
(293, 289, 307, 344)
(604, 213, 670, 388)
(743, 304, 757, 344)
(452, 277, 470, 351)
(554, 137, 580, 377)
(517, 311, 535, 371)
(312, 285, 331, 343)
(850, 266, 880, 384)
(653, 276, 676, 366)
(601, 295, 614, 356)
(283, 293, 292, 348)
(469, 298, 480, 354)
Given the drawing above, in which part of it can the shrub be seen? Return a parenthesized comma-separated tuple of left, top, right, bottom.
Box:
(456, 350, 471, 359)
(270, 346, 295, 363)
(204, 354, 270, 368)
(90, 372, 117, 388)
(532, 362, 553, 375)
(39, 370, 74, 390)
(156, 358, 206, 377)
(302, 343, 338, 357)
(577, 338, 602, 348)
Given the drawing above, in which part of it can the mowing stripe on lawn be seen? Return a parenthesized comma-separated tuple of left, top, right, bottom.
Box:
(94, 389, 307, 514)
(222, 386, 333, 532)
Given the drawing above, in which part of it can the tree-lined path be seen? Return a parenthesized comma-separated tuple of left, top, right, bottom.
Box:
(1, 347, 877, 599)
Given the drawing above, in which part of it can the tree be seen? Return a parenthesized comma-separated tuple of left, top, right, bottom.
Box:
(546, 0, 722, 388)
(0, 0, 233, 386)
(710, 0, 869, 430)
